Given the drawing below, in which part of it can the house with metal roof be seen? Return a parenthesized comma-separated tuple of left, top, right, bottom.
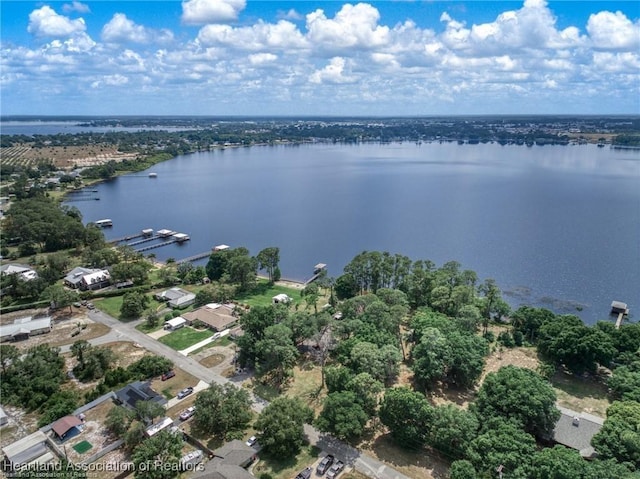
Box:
(51, 415, 83, 441)
(0, 316, 52, 343)
(552, 405, 604, 458)
(155, 287, 196, 308)
(1, 431, 51, 470)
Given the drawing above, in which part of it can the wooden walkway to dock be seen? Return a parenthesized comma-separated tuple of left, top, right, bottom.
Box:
(615, 312, 625, 329)
(108, 233, 145, 244)
(135, 239, 178, 253)
(176, 251, 212, 265)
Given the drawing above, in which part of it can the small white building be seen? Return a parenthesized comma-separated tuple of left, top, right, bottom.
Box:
(165, 317, 187, 331)
(145, 417, 174, 437)
(0, 264, 38, 282)
(272, 294, 292, 304)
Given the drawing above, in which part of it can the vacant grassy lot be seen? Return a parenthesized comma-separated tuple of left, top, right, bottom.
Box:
(93, 296, 125, 319)
(158, 327, 213, 350)
(235, 281, 303, 308)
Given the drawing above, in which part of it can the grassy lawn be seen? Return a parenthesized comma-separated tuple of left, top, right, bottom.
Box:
(158, 326, 214, 350)
(551, 370, 611, 417)
(235, 281, 303, 308)
(284, 364, 326, 415)
(92, 296, 124, 319)
(253, 445, 321, 479)
(136, 320, 165, 334)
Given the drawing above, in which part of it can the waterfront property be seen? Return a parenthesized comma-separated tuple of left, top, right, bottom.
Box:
(64, 267, 111, 291)
(182, 303, 237, 332)
(155, 287, 196, 309)
(552, 406, 604, 458)
(0, 316, 52, 342)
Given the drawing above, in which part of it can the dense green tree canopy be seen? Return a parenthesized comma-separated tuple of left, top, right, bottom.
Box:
(466, 420, 537, 479)
(428, 405, 479, 459)
(315, 391, 369, 440)
(379, 387, 433, 449)
(193, 384, 252, 439)
(592, 401, 640, 468)
(472, 366, 560, 438)
(254, 397, 314, 458)
(131, 430, 182, 479)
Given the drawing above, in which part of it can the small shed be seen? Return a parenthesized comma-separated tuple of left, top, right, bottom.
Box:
(51, 415, 83, 440)
(165, 317, 187, 331)
(213, 244, 230, 251)
(272, 294, 292, 304)
(314, 263, 327, 274)
(142, 228, 154, 237)
(0, 406, 8, 426)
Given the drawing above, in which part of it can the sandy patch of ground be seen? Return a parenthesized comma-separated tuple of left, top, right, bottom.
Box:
(480, 345, 540, 384)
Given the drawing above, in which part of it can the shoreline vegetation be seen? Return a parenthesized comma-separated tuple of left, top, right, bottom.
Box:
(1, 116, 638, 200)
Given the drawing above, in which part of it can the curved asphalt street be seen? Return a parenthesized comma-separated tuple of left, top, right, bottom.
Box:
(68, 309, 414, 479)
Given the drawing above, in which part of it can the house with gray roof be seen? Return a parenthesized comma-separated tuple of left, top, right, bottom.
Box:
(552, 405, 604, 458)
(115, 380, 167, 410)
(64, 267, 110, 290)
(0, 264, 38, 281)
(156, 287, 196, 309)
(193, 440, 256, 479)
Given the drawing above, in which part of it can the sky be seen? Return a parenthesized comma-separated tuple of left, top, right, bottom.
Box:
(1, 0, 639, 116)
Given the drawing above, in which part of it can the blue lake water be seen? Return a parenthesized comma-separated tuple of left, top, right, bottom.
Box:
(64, 142, 640, 325)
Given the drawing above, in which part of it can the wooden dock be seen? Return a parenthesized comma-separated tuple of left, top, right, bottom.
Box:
(176, 251, 212, 265)
(611, 300, 629, 330)
(108, 233, 145, 244)
(135, 239, 178, 253)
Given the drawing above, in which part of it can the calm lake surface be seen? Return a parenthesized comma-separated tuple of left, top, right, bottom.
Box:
(65, 142, 640, 325)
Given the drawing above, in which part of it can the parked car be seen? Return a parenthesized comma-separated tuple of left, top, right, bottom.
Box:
(326, 461, 345, 479)
(295, 468, 312, 479)
(179, 406, 196, 421)
(316, 455, 335, 475)
(161, 370, 176, 381)
(177, 387, 194, 399)
(86, 302, 95, 310)
(245, 435, 257, 447)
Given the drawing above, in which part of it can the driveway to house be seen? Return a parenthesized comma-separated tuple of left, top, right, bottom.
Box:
(81, 309, 414, 479)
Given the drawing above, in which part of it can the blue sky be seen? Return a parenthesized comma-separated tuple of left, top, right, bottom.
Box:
(1, 1, 639, 116)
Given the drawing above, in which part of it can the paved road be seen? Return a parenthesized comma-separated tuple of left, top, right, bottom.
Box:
(79, 309, 413, 479)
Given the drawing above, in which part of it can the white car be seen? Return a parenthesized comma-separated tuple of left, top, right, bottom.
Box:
(179, 406, 196, 421)
(245, 436, 257, 447)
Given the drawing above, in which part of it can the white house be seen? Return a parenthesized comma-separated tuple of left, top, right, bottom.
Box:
(64, 267, 110, 291)
(0, 264, 38, 281)
(164, 317, 187, 331)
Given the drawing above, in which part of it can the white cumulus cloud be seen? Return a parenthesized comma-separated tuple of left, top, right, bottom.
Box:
(182, 0, 246, 25)
(587, 11, 640, 50)
(309, 57, 357, 84)
(306, 3, 390, 52)
(197, 20, 307, 51)
(28, 6, 86, 38)
(102, 14, 150, 43)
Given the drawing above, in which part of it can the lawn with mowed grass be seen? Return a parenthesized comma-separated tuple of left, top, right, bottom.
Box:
(235, 281, 303, 308)
(92, 296, 124, 319)
(158, 327, 214, 350)
(252, 444, 321, 479)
